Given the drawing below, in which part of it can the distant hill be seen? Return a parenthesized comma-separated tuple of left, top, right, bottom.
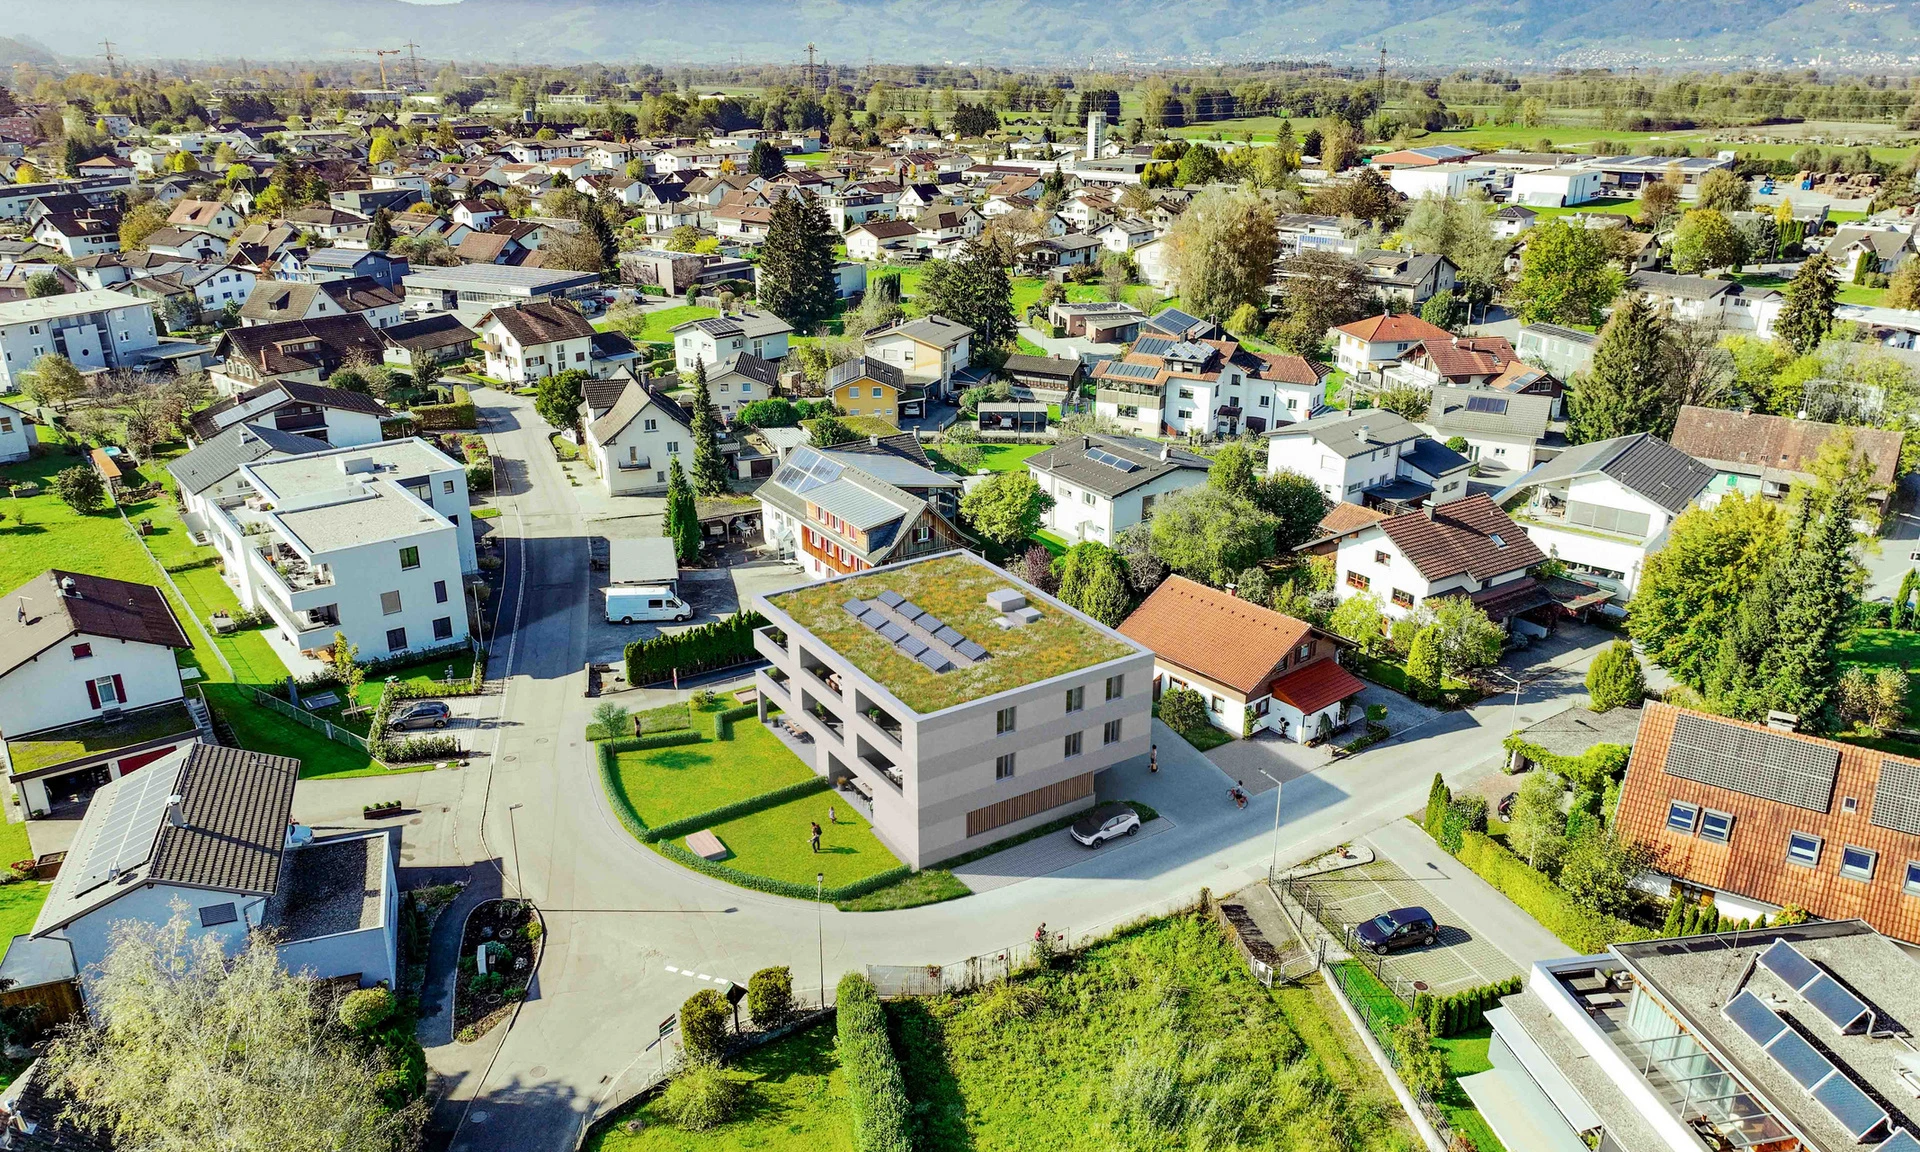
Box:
(1, 0, 1916, 68)
(0, 34, 58, 68)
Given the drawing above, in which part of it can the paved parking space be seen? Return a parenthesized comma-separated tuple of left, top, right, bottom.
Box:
(1291, 857, 1520, 996)
(949, 813, 1177, 893)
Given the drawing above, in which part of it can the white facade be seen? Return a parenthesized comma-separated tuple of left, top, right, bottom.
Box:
(865, 327, 971, 390)
(193, 387, 386, 446)
(1333, 522, 1531, 620)
(1389, 165, 1496, 200)
(0, 290, 160, 393)
(672, 313, 792, 375)
(1505, 472, 1682, 595)
(585, 402, 691, 497)
(1029, 466, 1206, 546)
(203, 441, 474, 657)
(0, 632, 184, 748)
(0, 402, 33, 460)
(1266, 421, 1447, 505)
(479, 319, 592, 383)
(1512, 167, 1606, 207)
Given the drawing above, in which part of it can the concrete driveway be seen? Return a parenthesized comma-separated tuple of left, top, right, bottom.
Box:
(1290, 855, 1522, 997)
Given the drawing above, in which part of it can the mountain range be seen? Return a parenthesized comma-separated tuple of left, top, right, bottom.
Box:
(1, 0, 1916, 69)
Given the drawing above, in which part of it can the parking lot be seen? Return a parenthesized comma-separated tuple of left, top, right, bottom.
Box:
(1289, 857, 1520, 997)
(583, 558, 806, 668)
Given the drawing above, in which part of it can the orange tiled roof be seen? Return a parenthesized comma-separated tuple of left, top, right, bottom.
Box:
(1117, 575, 1313, 695)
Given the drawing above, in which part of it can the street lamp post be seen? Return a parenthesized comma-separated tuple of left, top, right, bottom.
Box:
(506, 803, 524, 899)
(1256, 767, 1285, 881)
(815, 872, 826, 1009)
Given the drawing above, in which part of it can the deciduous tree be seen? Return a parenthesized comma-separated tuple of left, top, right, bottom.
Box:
(1146, 486, 1277, 585)
(1585, 642, 1647, 710)
(53, 465, 105, 514)
(1670, 208, 1746, 274)
(1052, 542, 1132, 625)
(1630, 492, 1785, 689)
(1270, 250, 1373, 354)
(1168, 187, 1279, 322)
(918, 244, 1018, 352)
(1512, 219, 1623, 327)
(959, 472, 1053, 550)
(533, 368, 587, 432)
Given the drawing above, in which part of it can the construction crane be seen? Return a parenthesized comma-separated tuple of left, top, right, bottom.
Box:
(99, 39, 117, 80)
(351, 47, 402, 90)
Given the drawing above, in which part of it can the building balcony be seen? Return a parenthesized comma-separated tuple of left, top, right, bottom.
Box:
(753, 626, 789, 664)
(757, 668, 790, 705)
(800, 661, 844, 702)
(616, 457, 651, 470)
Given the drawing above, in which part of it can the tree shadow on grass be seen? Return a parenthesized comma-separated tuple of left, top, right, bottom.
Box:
(722, 1020, 842, 1130)
(887, 999, 975, 1152)
(636, 747, 720, 773)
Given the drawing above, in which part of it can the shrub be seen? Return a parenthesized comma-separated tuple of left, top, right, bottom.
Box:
(713, 703, 757, 741)
(1586, 642, 1647, 711)
(414, 385, 477, 429)
(338, 987, 395, 1033)
(379, 734, 460, 763)
(625, 611, 767, 685)
(680, 988, 731, 1065)
(660, 1062, 741, 1130)
(1453, 830, 1655, 953)
(1449, 794, 1489, 834)
(466, 460, 494, 491)
(746, 965, 793, 1028)
(589, 701, 631, 741)
(1157, 685, 1209, 736)
(53, 465, 105, 514)
(1405, 624, 1443, 703)
(836, 973, 913, 1152)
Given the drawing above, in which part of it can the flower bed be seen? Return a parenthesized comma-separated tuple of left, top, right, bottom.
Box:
(455, 898, 543, 1042)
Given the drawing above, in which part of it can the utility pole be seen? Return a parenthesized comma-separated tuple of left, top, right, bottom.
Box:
(100, 39, 117, 80)
(804, 42, 818, 93)
(404, 41, 423, 87)
(1377, 44, 1388, 108)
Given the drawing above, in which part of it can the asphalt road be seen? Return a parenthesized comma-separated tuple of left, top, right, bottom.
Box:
(384, 385, 1607, 1152)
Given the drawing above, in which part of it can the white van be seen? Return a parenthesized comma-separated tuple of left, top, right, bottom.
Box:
(605, 585, 693, 624)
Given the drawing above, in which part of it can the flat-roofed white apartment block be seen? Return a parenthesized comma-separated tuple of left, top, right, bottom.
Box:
(751, 551, 1154, 869)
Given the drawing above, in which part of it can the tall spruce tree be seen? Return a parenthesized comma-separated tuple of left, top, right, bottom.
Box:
(1756, 492, 1860, 732)
(366, 207, 394, 251)
(1707, 497, 1810, 716)
(688, 361, 731, 496)
(664, 456, 700, 563)
(757, 195, 837, 332)
(1568, 294, 1670, 443)
(1776, 253, 1839, 355)
(918, 243, 1017, 352)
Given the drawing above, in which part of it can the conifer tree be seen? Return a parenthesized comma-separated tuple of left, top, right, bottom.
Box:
(687, 361, 731, 496)
(757, 195, 837, 331)
(664, 457, 700, 563)
(1776, 253, 1839, 355)
(1568, 294, 1670, 443)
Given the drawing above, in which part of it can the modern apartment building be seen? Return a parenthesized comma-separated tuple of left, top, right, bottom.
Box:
(0, 289, 160, 393)
(752, 552, 1154, 868)
(1481, 921, 1920, 1152)
(199, 439, 475, 660)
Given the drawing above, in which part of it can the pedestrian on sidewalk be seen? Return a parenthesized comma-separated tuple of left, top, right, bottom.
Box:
(809, 822, 822, 853)
(1149, 744, 1157, 773)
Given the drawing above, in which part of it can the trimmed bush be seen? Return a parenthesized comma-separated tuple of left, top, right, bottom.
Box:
(1424, 975, 1522, 1038)
(836, 973, 913, 1152)
(1454, 830, 1655, 953)
(1585, 642, 1647, 711)
(602, 730, 705, 755)
(380, 734, 460, 763)
(746, 965, 793, 1028)
(643, 777, 833, 843)
(413, 385, 477, 429)
(1156, 685, 1208, 736)
(655, 840, 911, 902)
(659, 1062, 742, 1130)
(679, 988, 731, 1065)
(338, 987, 395, 1033)
(714, 703, 757, 741)
(626, 611, 767, 685)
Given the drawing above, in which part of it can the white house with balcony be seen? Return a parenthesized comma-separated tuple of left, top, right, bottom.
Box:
(670, 309, 793, 376)
(0, 290, 160, 394)
(1493, 432, 1714, 597)
(578, 377, 695, 497)
(476, 299, 597, 385)
(199, 440, 474, 662)
(1267, 409, 1472, 512)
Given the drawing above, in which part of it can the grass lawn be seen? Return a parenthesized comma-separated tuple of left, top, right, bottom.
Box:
(1526, 198, 1641, 220)
(0, 818, 51, 962)
(1839, 628, 1920, 743)
(1153, 701, 1236, 752)
(601, 304, 718, 345)
(610, 716, 817, 829)
(200, 684, 422, 781)
(1323, 368, 1351, 410)
(834, 868, 970, 912)
(1335, 961, 1506, 1152)
(682, 789, 900, 889)
(926, 442, 1050, 475)
(1838, 283, 1888, 307)
(587, 1016, 852, 1152)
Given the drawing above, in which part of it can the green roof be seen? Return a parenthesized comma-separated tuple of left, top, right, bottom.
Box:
(4, 701, 198, 777)
(767, 553, 1136, 715)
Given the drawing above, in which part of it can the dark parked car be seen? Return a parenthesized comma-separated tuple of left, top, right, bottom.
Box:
(1353, 906, 1439, 954)
(389, 701, 452, 730)
(1070, 802, 1141, 847)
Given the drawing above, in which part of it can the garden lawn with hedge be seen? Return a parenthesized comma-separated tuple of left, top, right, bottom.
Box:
(694, 792, 900, 890)
(201, 683, 419, 781)
(926, 442, 1051, 475)
(607, 700, 817, 827)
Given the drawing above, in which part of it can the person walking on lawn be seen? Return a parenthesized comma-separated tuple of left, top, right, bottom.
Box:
(828, 804, 836, 825)
(809, 822, 822, 853)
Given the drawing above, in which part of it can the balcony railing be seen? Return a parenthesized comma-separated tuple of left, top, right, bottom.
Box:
(859, 752, 904, 791)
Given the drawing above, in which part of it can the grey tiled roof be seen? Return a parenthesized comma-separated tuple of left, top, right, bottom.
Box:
(1497, 432, 1713, 514)
(1026, 434, 1210, 498)
(1269, 409, 1426, 459)
(150, 743, 300, 894)
(167, 421, 328, 495)
(1426, 387, 1553, 442)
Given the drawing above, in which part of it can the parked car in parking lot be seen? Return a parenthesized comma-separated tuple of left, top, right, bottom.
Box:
(1353, 906, 1438, 954)
(389, 701, 452, 730)
(1070, 802, 1141, 847)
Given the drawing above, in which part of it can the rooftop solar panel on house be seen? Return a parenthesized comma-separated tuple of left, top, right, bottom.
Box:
(1802, 974, 1872, 1032)
(1663, 712, 1839, 812)
(1879, 1129, 1920, 1152)
(1871, 759, 1920, 835)
(1759, 940, 1821, 990)
(916, 651, 953, 672)
(875, 590, 904, 607)
(1085, 448, 1140, 472)
(879, 622, 908, 643)
(896, 601, 925, 621)
(1464, 394, 1510, 415)
(1812, 1071, 1890, 1139)
(1103, 361, 1161, 380)
(934, 626, 964, 646)
(954, 640, 989, 661)
(842, 598, 867, 617)
(1724, 991, 1787, 1046)
(1765, 1028, 1834, 1089)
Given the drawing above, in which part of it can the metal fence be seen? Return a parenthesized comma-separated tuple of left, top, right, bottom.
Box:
(1278, 872, 1427, 1005)
(1325, 959, 1461, 1150)
(239, 685, 372, 753)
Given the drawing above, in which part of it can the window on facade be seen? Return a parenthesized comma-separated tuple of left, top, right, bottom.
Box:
(435, 580, 448, 603)
(1698, 810, 1734, 844)
(667, 442, 680, 454)
(1106, 674, 1124, 701)
(399, 546, 421, 570)
(1258, 396, 1269, 407)
(996, 706, 1016, 735)
(644, 418, 658, 431)
(381, 590, 402, 615)
(1064, 731, 1083, 758)
(1178, 388, 1193, 399)
(1346, 571, 1370, 590)
(93, 676, 119, 705)
(1103, 718, 1122, 745)
(1392, 589, 1414, 609)
(1209, 695, 1224, 714)
(1082, 491, 1094, 505)
(1667, 801, 1699, 834)
(996, 753, 1015, 779)
(1841, 845, 1877, 880)
(1374, 550, 1391, 566)
(1178, 409, 1192, 420)
(433, 616, 453, 640)
(1786, 831, 1822, 867)
(70, 643, 92, 659)
(443, 479, 455, 494)
(1066, 686, 1085, 713)
(386, 627, 407, 652)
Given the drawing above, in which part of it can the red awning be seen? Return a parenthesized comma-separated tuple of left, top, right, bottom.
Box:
(1269, 659, 1367, 714)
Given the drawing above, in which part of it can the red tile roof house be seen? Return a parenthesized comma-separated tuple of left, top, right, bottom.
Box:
(1332, 494, 1556, 633)
(1329, 313, 1454, 380)
(1119, 575, 1364, 744)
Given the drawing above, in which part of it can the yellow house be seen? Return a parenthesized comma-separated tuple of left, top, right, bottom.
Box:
(825, 356, 908, 427)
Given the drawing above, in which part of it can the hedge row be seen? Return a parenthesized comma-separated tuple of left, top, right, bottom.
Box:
(1454, 830, 1657, 954)
(413, 386, 477, 430)
(163, 555, 222, 574)
(714, 703, 758, 741)
(644, 776, 831, 843)
(601, 730, 705, 756)
(1501, 734, 1632, 787)
(655, 840, 910, 902)
(1413, 975, 1522, 1038)
(382, 734, 460, 763)
(836, 973, 914, 1152)
(391, 651, 487, 700)
(625, 610, 767, 685)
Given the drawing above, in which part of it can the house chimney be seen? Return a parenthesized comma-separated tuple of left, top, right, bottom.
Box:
(1424, 501, 1436, 520)
(59, 576, 79, 598)
(1766, 710, 1799, 732)
(869, 435, 881, 447)
(1159, 444, 1172, 462)
(1356, 424, 1370, 443)
(165, 795, 187, 828)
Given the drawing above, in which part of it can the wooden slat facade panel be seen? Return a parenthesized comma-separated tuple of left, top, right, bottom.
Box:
(1615, 702, 1920, 943)
(966, 771, 1094, 838)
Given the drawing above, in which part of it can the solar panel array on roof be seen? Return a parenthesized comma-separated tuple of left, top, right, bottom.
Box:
(840, 594, 991, 674)
(1870, 759, 1920, 835)
(918, 614, 945, 634)
(1724, 989, 1891, 1138)
(1803, 974, 1873, 1033)
(1768, 1028, 1833, 1089)
(1813, 1072, 1889, 1139)
(899, 635, 927, 657)
(1760, 940, 1821, 989)
(879, 622, 907, 643)
(917, 650, 953, 672)
(897, 601, 924, 621)
(74, 761, 180, 895)
(1085, 447, 1140, 472)
(1464, 394, 1510, 415)
(934, 625, 964, 646)
(954, 640, 988, 661)
(842, 598, 866, 619)
(1663, 711, 1839, 812)
(1132, 336, 1173, 357)
(1880, 1129, 1920, 1152)
(875, 590, 904, 607)
(1103, 361, 1161, 381)
(1725, 990, 1787, 1045)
